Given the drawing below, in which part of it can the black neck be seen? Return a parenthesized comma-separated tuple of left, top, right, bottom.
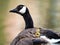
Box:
(22, 10, 34, 29)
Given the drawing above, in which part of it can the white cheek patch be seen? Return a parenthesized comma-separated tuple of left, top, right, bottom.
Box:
(19, 6, 26, 14)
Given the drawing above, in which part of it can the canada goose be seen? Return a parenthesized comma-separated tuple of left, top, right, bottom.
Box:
(10, 5, 42, 45)
(10, 5, 60, 45)
(10, 5, 34, 29)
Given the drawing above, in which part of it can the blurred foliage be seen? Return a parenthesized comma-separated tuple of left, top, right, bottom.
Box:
(46, 0, 60, 30)
(39, 0, 60, 32)
(0, 0, 10, 45)
(46, 0, 56, 29)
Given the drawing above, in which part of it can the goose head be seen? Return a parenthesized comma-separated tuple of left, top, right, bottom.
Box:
(10, 5, 29, 16)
